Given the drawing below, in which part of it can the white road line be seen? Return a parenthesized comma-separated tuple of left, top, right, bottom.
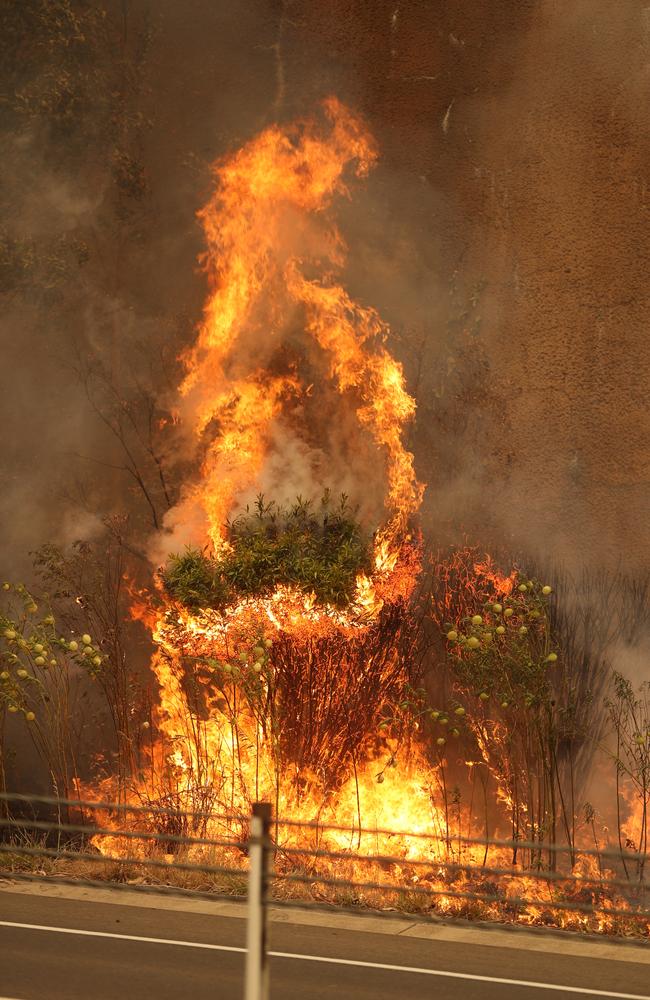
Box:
(0, 920, 648, 999)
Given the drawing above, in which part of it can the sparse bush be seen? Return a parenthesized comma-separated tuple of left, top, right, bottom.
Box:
(0, 581, 101, 799)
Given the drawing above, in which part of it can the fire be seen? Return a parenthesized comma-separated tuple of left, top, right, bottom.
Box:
(77, 103, 648, 938)
(167, 96, 422, 568)
(83, 98, 429, 840)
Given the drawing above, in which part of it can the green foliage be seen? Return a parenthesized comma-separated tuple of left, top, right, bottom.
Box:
(163, 548, 230, 611)
(443, 577, 556, 711)
(0, 581, 103, 721)
(163, 493, 372, 611)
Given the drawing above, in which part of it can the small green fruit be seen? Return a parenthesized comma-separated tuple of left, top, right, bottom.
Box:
(82, 634, 92, 645)
(34, 656, 45, 666)
(25, 711, 36, 722)
(518, 583, 528, 593)
(68, 641, 78, 652)
(454, 706, 466, 716)
(467, 636, 480, 649)
(495, 626, 506, 635)
(3, 630, 16, 641)
(504, 608, 514, 618)
(436, 737, 446, 746)
(471, 615, 483, 625)
(545, 653, 558, 663)
(492, 603, 503, 613)
(446, 630, 458, 641)
(518, 626, 528, 635)
(542, 585, 552, 595)
(16, 669, 28, 679)
(479, 692, 489, 701)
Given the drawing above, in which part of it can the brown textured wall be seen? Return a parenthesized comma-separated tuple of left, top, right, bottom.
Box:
(275, 0, 650, 569)
(3, 0, 649, 574)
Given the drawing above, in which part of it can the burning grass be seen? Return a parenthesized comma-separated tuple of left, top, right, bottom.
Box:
(2, 821, 648, 939)
(3, 547, 649, 939)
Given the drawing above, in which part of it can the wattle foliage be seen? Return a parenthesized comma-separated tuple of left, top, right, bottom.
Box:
(163, 493, 372, 611)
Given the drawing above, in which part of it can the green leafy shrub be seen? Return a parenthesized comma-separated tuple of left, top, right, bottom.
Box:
(163, 492, 372, 611)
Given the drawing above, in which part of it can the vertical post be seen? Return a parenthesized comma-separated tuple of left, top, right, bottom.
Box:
(245, 802, 272, 1000)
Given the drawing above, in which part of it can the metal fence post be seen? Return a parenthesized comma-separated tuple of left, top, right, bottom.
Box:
(245, 801, 272, 1000)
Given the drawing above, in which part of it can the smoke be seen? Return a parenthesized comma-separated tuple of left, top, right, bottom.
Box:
(2, 0, 649, 582)
(439, 0, 650, 572)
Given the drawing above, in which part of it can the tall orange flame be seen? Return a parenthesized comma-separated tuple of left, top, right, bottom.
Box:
(165, 96, 423, 561)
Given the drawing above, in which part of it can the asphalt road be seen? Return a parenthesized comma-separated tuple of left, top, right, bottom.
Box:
(0, 888, 649, 1000)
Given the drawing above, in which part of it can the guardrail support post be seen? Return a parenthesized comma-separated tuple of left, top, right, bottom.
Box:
(245, 801, 272, 1000)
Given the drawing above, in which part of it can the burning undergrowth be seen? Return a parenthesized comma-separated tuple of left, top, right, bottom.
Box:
(59, 96, 434, 839)
(1, 98, 649, 937)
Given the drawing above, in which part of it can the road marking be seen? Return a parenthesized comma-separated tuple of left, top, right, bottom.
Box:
(0, 920, 648, 999)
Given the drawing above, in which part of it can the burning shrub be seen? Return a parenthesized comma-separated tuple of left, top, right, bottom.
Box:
(163, 493, 372, 611)
(605, 673, 650, 879)
(432, 553, 587, 860)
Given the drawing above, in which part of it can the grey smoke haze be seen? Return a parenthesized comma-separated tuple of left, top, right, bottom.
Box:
(1, 0, 650, 585)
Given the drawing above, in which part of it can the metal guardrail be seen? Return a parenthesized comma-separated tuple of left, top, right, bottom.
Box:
(0, 791, 649, 1000)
